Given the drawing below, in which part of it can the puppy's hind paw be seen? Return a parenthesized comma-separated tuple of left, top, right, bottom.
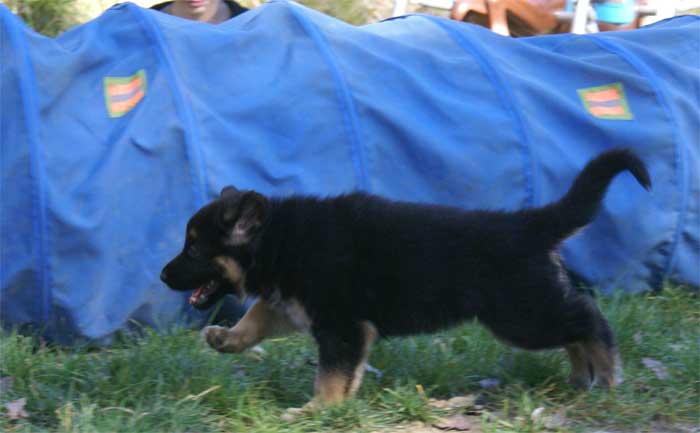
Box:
(568, 373, 593, 391)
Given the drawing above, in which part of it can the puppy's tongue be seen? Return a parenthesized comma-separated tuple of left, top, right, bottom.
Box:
(189, 286, 207, 305)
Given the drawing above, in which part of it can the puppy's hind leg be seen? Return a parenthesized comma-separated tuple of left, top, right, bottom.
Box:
(566, 301, 622, 389)
(583, 315, 622, 388)
(565, 343, 593, 390)
(480, 289, 621, 390)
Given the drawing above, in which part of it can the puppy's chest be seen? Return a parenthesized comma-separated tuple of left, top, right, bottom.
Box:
(268, 291, 312, 332)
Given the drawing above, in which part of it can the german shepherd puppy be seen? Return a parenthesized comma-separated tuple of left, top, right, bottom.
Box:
(161, 149, 650, 409)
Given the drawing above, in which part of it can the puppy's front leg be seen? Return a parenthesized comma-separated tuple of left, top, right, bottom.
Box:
(204, 298, 295, 353)
(307, 321, 377, 407)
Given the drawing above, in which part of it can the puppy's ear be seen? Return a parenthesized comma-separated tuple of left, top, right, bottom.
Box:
(221, 191, 269, 245)
(220, 185, 239, 199)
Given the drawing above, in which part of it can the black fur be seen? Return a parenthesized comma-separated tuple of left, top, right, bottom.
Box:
(162, 149, 651, 393)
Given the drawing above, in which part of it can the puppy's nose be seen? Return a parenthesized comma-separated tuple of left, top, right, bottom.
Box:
(160, 269, 168, 283)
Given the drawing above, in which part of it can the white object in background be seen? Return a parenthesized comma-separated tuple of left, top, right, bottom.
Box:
(393, 0, 409, 16)
(677, 0, 700, 12)
(571, 0, 592, 33)
(657, 1, 677, 18)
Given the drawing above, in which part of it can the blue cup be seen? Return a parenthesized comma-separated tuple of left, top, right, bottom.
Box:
(593, 0, 637, 25)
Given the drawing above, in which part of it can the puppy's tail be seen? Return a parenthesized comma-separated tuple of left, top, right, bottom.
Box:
(529, 149, 651, 247)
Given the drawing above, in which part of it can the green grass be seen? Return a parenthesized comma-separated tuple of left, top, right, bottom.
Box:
(295, 0, 373, 25)
(4, 0, 82, 37)
(1, 288, 698, 432)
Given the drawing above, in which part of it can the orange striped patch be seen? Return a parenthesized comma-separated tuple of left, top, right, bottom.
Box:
(110, 89, 145, 113)
(589, 105, 626, 117)
(107, 76, 144, 97)
(583, 88, 620, 103)
(104, 70, 147, 118)
(577, 82, 632, 120)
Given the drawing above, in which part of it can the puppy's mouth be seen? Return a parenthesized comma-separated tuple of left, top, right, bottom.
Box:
(189, 280, 219, 306)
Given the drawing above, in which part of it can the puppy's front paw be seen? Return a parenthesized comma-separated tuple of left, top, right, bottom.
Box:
(203, 325, 231, 352)
(280, 407, 305, 422)
(202, 325, 254, 353)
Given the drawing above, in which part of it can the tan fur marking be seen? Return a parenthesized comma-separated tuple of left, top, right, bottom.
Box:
(213, 256, 246, 298)
(585, 340, 618, 387)
(348, 321, 378, 395)
(214, 256, 242, 283)
(314, 370, 351, 405)
(281, 299, 312, 332)
(549, 251, 571, 286)
(565, 343, 591, 389)
(203, 299, 296, 353)
(309, 321, 378, 408)
(276, 321, 379, 419)
(188, 228, 198, 240)
(236, 298, 296, 341)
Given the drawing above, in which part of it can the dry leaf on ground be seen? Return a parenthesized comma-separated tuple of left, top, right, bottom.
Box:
(4, 397, 29, 420)
(543, 407, 568, 430)
(245, 345, 266, 362)
(669, 343, 685, 352)
(642, 357, 671, 380)
(429, 395, 476, 411)
(0, 376, 14, 394)
(371, 421, 444, 433)
(478, 378, 501, 389)
(530, 406, 545, 422)
(433, 414, 481, 431)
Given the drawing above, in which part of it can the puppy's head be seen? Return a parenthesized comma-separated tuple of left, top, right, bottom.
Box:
(160, 186, 269, 309)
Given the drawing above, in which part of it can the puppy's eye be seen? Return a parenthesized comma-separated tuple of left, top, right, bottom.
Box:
(188, 246, 201, 258)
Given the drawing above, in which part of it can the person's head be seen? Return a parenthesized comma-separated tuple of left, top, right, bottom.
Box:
(169, 0, 230, 23)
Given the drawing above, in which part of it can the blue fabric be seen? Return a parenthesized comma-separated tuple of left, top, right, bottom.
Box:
(1, 1, 698, 343)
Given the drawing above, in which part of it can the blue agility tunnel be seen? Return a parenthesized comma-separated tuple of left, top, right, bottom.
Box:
(1, 1, 698, 343)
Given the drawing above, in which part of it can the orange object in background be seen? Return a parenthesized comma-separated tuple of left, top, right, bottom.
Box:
(450, 0, 643, 36)
(451, 0, 566, 36)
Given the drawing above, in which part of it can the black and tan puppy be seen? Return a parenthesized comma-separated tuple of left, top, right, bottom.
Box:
(161, 149, 650, 408)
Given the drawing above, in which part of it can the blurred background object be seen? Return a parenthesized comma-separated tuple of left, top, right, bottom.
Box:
(3, 0, 82, 36)
(447, 0, 700, 36)
(2, 0, 401, 33)
(3, 0, 699, 36)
